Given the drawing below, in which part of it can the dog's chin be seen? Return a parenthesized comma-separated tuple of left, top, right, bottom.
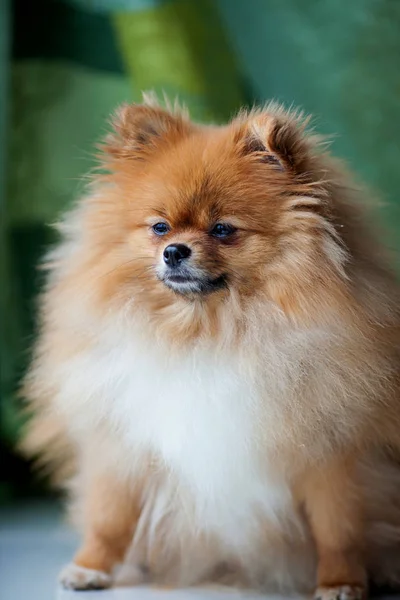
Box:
(160, 274, 227, 296)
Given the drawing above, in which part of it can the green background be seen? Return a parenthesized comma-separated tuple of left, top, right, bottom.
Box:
(1, 0, 400, 502)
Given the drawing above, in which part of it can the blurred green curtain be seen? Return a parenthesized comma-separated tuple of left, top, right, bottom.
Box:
(2, 0, 400, 501)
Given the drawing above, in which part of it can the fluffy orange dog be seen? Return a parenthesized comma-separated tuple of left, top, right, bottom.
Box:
(23, 97, 400, 598)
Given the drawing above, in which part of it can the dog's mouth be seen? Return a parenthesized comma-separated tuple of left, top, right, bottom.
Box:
(160, 273, 227, 296)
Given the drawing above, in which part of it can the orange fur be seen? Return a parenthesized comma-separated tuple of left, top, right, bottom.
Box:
(22, 97, 400, 596)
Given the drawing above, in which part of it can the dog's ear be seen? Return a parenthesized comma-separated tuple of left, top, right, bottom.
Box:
(102, 101, 193, 161)
(237, 106, 313, 175)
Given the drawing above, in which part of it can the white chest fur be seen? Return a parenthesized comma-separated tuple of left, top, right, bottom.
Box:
(60, 325, 295, 541)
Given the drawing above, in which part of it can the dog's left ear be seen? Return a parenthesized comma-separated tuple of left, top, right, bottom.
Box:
(102, 101, 193, 162)
(237, 107, 313, 175)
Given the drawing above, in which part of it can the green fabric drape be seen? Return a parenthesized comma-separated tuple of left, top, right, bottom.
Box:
(2, 0, 400, 501)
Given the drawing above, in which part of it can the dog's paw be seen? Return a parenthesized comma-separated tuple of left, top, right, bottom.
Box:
(314, 585, 366, 600)
(59, 562, 112, 590)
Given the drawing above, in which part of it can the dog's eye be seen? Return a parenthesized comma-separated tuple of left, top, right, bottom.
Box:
(152, 222, 170, 236)
(210, 223, 236, 238)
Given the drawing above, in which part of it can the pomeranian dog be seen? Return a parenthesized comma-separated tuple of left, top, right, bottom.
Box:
(22, 96, 400, 598)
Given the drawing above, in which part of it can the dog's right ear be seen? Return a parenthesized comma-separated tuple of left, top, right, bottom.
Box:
(101, 102, 193, 162)
(235, 105, 314, 176)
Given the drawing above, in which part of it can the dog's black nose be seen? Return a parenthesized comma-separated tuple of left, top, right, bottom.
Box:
(163, 244, 191, 268)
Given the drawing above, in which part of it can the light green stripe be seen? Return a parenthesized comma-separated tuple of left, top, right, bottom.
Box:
(113, 0, 245, 122)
